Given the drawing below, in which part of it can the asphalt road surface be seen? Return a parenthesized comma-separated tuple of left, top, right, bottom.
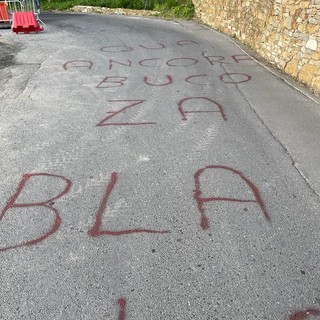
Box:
(1, 12, 320, 320)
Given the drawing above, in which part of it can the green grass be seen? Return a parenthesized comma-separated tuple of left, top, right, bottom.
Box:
(41, 0, 194, 19)
(154, 0, 194, 19)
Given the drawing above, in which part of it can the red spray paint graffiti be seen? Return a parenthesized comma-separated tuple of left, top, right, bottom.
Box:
(118, 298, 127, 320)
(109, 59, 132, 70)
(166, 58, 198, 67)
(185, 74, 209, 85)
(63, 60, 94, 71)
(144, 75, 173, 87)
(101, 46, 134, 52)
(194, 166, 270, 230)
(88, 172, 170, 236)
(202, 53, 230, 65)
(100, 41, 197, 52)
(96, 77, 128, 89)
(219, 73, 252, 84)
(96, 100, 156, 126)
(139, 43, 166, 50)
(0, 173, 71, 252)
(232, 54, 253, 63)
(139, 58, 161, 67)
(176, 40, 199, 46)
(289, 309, 320, 320)
(178, 97, 227, 122)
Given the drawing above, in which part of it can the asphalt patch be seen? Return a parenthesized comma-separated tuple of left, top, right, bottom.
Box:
(0, 41, 19, 69)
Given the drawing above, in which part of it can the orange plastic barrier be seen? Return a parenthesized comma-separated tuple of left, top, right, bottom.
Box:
(11, 11, 43, 33)
(0, 2, 10, 22)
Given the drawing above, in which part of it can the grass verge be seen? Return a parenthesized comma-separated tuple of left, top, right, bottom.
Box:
(41, 0, 194, 19)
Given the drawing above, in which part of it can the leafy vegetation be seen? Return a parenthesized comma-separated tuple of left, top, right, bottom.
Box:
(154, 0, 194, 19)
(41, 0, 194, 19)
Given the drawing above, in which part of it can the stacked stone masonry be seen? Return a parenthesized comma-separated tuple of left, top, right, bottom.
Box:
(192, 0, 320, 93)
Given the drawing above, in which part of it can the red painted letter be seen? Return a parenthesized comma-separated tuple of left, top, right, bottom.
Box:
(118, 298, 126, 320)
(178, 97, 227, 122)
(194, 166, 270, 230)
(219, 73, 252, 83)
(166, 58, 198, 67)
(144, 75, 173, 86)
(139, 43, 166, 50)
(96, 76, 128, 88)
(139, 58, 161, 67)
(109, 59, 132, 70)
(203, 53, 228, 65)
(289, 309, 320, 320)
(185, 74, 209, 85)
(88, 172, 170, 236)
(0, 173, 71, 252)
(101, 46, 133, 52)
(177, 40, 199, 46)
(63, 60, 93, 70)
(96, 100, 156, 126)
(232, 54, 253, 63)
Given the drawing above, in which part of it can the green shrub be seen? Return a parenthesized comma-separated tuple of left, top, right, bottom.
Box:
(154, 0, 194, 19)
(41, 0, 194, 19)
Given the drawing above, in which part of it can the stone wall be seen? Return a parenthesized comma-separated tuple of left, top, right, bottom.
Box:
(192, 0, 320, 94)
